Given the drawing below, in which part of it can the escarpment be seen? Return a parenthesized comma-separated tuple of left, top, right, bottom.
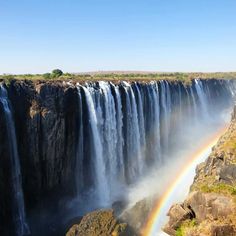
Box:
(0, 79, 235, 236)
(0, 81, 80, 235)
(163, 108, 236, 236)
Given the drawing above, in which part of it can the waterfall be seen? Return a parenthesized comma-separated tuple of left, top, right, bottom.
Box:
(80, 85, 110, 206)
(74, 79, 235, 209)
(0, 79, 235, 235)
(194, 79, 210, 120)
(113, 84, 125, 183)
(122, 82, 145, 182)
(0, 85, 29, 236)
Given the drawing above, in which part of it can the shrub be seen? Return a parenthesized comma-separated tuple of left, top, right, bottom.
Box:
(51, 69, 63, 78)
(176, 228, 183, 236)
(43, 73, 51, 79)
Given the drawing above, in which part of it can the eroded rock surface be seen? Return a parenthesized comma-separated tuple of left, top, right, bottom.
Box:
(66, 209, 132, 236)
(163, 109, 236, 236)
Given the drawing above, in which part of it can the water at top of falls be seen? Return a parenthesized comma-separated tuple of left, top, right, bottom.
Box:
(134, 83, 146, 156)
(0, 85, 29, 236)
(194, 79, 210, 120)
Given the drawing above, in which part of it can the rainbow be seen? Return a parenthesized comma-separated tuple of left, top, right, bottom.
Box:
(142, 125, 228, 236)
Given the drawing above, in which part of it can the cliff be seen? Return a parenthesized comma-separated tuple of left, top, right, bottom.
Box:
(163, 108, 236, 236)
(0, 78, 235, 236)
(0, 80, 80, 235)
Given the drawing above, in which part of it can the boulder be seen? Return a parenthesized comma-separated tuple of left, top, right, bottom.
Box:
(119, 197, 153, 235)
(185, 191, 234, 222)
(66, 209, 131, 236)
(163, 204, 193, 235)
(219, 164, 236, 185)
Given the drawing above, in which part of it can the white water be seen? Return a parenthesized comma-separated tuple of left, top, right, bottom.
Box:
(0, 85, 29, 236)
(73, 79, 235, 214)
(81, 85, 110, 206)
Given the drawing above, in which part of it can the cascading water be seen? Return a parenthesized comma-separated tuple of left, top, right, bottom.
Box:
(195, 79, 210, 120)
(74, 79, 236, 210)
(0, 79, 235, 235)
(0, 85, 29, 236)
(80, 85, 110, 206)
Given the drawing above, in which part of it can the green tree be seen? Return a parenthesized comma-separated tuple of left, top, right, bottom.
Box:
(51, 69, 63, 78)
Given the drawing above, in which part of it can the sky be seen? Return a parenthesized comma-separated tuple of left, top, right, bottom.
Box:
(0, 0, 236, 74)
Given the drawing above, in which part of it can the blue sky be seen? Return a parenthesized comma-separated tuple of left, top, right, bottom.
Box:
(0, 0, 236, 74)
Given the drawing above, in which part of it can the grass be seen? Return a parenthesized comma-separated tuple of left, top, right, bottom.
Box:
(198, 183, 236, 196)
(220, 139, 236, 154)
(1, 72, 236, 83)
(175, 219, 197, 236)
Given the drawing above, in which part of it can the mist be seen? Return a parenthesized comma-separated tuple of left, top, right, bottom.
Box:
(61, 79, 236, 236)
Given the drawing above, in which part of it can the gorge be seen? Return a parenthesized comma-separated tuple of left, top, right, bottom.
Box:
(0, 78, 235, 236)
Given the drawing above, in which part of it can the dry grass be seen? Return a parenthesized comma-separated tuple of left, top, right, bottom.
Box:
(1, 72, 236, 84)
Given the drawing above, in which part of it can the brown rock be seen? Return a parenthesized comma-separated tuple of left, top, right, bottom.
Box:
(185, 191, 234, 222)
(219, 164, 236, 185)
(211, 224, 236, 236)
(163, 204, 193, 235)
(66, 209, 131, 236)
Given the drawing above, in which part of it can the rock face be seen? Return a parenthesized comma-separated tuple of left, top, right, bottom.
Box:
(0, 80, 80, 235)
(163, 111, 236, 236)
(66, 209, 132, 236)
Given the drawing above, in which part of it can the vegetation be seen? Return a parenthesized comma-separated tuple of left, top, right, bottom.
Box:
(175, 219, 197, 236)
(198, 183, 236, 196)
(51, 69, 63, 78)
(1, 71, 236, 83)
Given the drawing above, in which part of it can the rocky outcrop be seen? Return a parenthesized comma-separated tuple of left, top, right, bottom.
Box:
(119, 197, 154, 235)
(66, 209, 132, 236)
(163, 111, 236, 236)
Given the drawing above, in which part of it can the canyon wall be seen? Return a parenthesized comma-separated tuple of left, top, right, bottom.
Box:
(164, 107, 236, 236)
(0, 79, 235, 235)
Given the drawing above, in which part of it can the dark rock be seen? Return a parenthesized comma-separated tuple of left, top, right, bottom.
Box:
(119, 197, 153, 235)
(112, 200, 128, 215)
(1, 80, 80, 235)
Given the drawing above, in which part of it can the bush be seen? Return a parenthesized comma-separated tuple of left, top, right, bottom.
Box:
(51, 69, 63, 78)
(43, 73, 51, 79)
(176, 228, 183, 236)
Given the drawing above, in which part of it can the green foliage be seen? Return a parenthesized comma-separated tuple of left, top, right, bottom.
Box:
(1, 74, 15, 86)
(200, 183, 236, 195)
(1, 71, 236, 81)
(51, 69, 63, 78)
(176, 228, 183, 236)
(63, 72, 72, 76)
(43, 73, 51, 79)
(175, 220, 197, 236)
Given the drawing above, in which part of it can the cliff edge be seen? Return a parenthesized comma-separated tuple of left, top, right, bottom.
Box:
(163, 107, 236, 236)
